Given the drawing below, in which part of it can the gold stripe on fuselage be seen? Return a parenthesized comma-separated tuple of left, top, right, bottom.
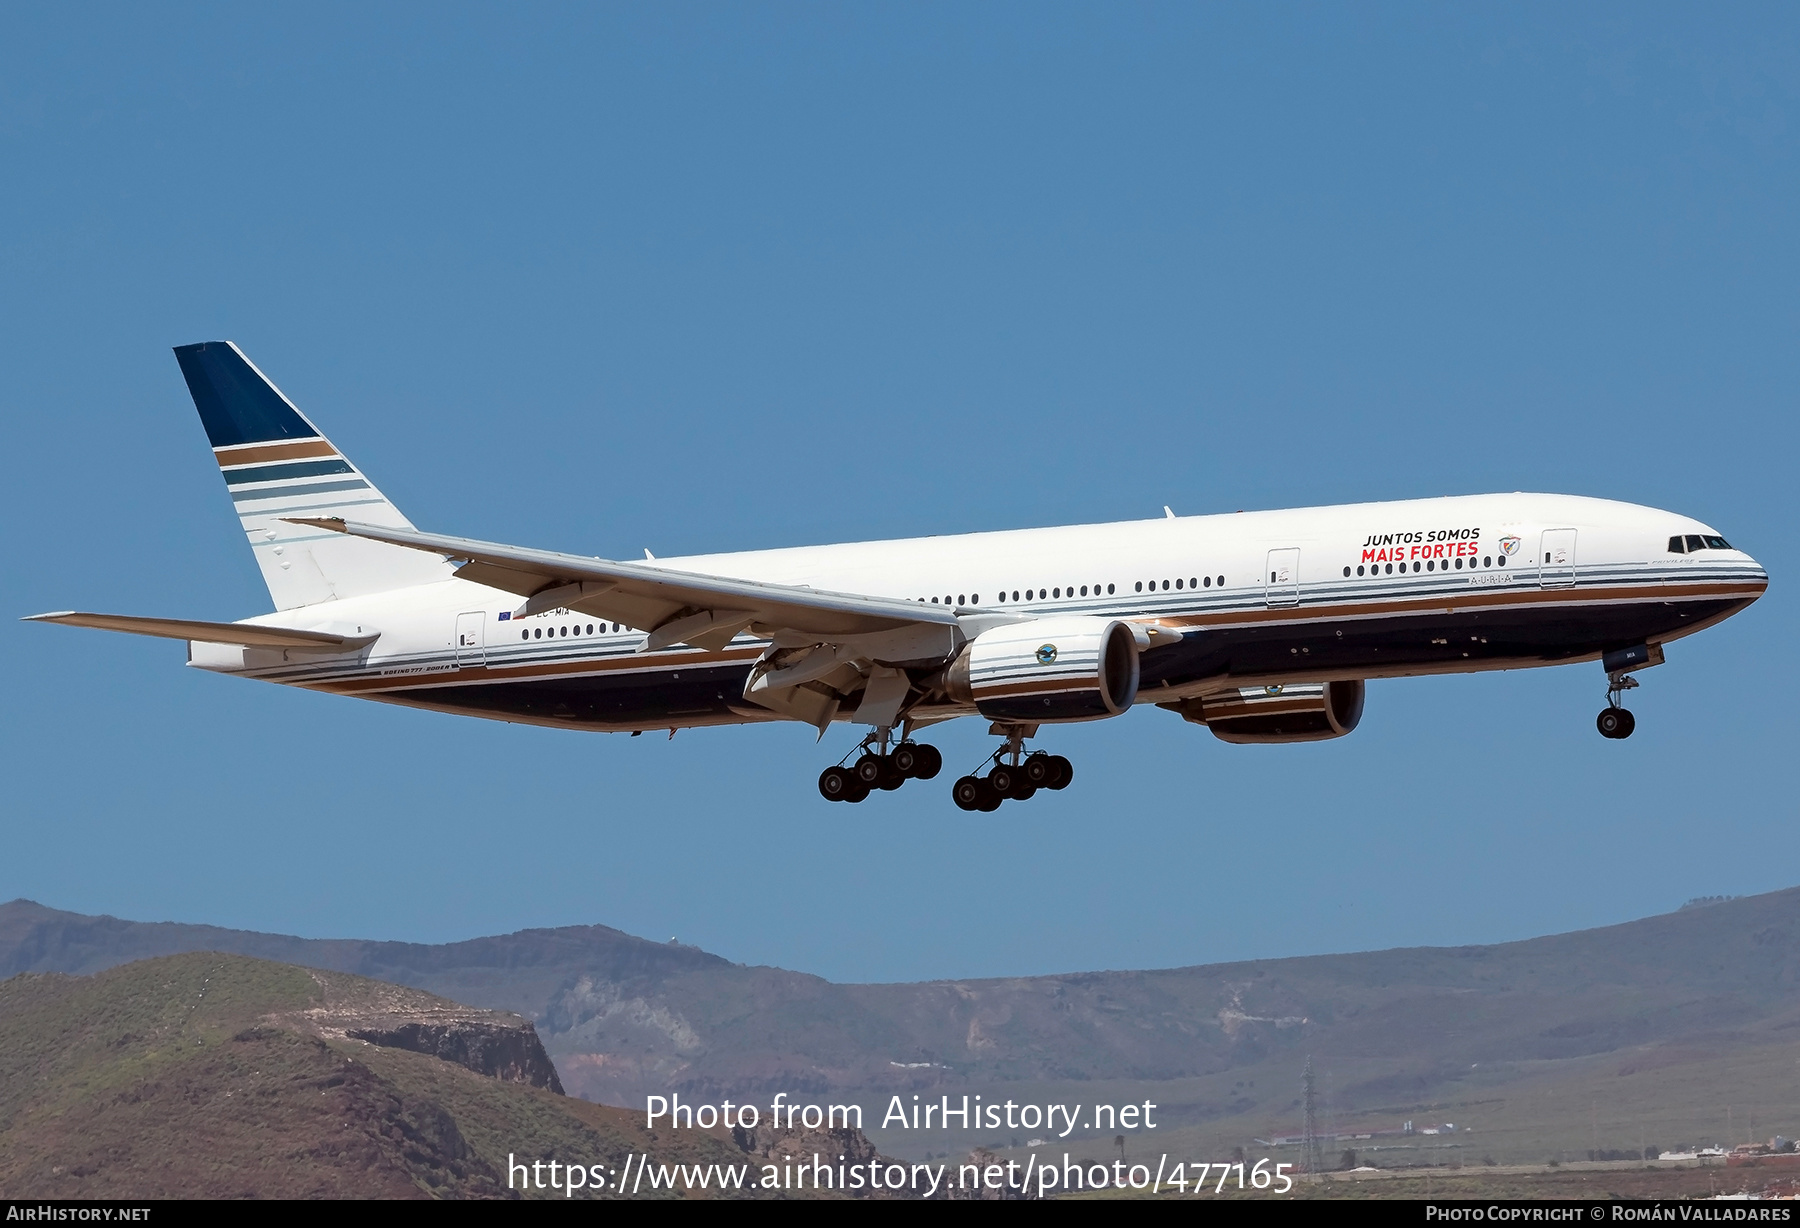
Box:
(286, 577, 1764, 699)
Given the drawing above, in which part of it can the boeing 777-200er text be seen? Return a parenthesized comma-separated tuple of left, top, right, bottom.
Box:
(29, 343, 1769, 809)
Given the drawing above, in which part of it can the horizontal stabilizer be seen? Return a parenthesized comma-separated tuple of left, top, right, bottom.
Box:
(24, 611, 378, 650)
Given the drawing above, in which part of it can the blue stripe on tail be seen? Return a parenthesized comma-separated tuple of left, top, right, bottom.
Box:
(174, 341, 317, 447)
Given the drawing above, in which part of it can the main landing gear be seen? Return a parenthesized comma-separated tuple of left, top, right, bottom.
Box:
(1596, 670, 1638, 740)
(952, 727, 1072, 812)
(818, 732, 943, 803)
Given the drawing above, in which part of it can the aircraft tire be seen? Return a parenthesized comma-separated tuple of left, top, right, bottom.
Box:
(1046, 755, 1074, 789)
(913, 744, 943, 780)
(987, 765, 1016, 795)
(819, 766, 854, 801)
(1596, 708, 1635, 739)
(890, 744, 920, 777)
(952, 776, 984, 811)
(854, 753, 886, 785)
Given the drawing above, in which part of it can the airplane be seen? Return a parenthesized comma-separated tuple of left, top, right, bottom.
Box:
(28, 342, 1768, 810)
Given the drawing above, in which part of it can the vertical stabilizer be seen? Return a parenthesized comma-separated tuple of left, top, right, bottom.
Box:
(174, 342, 453, 610)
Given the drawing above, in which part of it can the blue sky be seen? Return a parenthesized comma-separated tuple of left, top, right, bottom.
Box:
(4, 4, 1795, 983)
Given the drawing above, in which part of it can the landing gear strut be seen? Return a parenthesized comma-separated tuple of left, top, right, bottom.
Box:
(1596, 670, 1638, 740)
(818, 728, 942, 803)
(952, 726, 1072, 811)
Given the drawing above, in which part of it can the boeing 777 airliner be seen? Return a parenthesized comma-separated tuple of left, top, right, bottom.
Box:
(29, 343, 1768, 810)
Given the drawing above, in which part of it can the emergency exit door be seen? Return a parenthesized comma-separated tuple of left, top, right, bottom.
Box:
(1266, 549, 1300, 607)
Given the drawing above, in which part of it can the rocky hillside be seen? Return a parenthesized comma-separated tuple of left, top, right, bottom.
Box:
(0, 953, 752, 1198)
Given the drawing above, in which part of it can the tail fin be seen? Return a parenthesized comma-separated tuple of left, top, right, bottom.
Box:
(174, 341, 453, 610)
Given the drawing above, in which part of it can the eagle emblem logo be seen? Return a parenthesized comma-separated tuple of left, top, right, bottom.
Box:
(1036, 644, 1058, 665)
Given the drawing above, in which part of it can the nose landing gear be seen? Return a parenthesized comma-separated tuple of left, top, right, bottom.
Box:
(952, 726, 1072, 811)
(818, 729, 942, 803)
(1596, 670, 1639, 740)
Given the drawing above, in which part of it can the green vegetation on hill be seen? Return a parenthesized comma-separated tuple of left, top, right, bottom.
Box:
(0, 953, 766, 1199)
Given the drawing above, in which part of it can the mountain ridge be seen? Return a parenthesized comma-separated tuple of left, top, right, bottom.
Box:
(7, 889, 1800, 1151)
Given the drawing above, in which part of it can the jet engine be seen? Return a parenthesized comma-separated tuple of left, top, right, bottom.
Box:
(941, 616, 1140, 722)
(1163, 680, 1365, 743)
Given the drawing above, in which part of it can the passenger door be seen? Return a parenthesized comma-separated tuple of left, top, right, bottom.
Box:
(1539, 529, 1577, 589)
(1266, 548, 1300, 607)
(455, 611, 486, 667)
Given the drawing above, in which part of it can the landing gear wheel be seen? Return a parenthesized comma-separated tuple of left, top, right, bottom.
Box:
(877, 761, 905, 791)
(1597, 708, 1636, 739)
(912, 744, 943, 780)
(1009, 780, 1037, 802)
(952, 776, 984, 811)
(1022, 753, 1054, 788)
(890, 744, 921, 778)
(1046, 755, 1073, 790)
(843, 779, 870, 803)
(976, 782, 1004, 812)
(987, 765, 1016, 796)
(853, 754, 886, 786)
(819, 766, 854, 802)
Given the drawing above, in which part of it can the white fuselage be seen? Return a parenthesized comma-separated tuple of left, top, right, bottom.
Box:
(187, 491, 1765, 736)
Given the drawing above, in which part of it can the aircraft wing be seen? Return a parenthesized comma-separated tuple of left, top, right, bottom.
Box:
(23, 611, 378, 650)
(287, 517, 961, 652)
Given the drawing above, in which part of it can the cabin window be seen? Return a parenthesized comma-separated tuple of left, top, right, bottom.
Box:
(1162, 580, 1170, 590)
(521, 630, 529, 640)
(1343, 567, 1351, 577)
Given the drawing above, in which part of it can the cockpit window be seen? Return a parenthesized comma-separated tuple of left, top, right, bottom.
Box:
(1673, 533, 1736, 552)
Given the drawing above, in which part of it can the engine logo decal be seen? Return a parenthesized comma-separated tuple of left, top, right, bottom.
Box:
(1036, 644, 1058, 665)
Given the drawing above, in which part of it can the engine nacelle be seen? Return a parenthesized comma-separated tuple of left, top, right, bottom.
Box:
(943, 616, 1140, 722)
(1165, 680, 1365, 743)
